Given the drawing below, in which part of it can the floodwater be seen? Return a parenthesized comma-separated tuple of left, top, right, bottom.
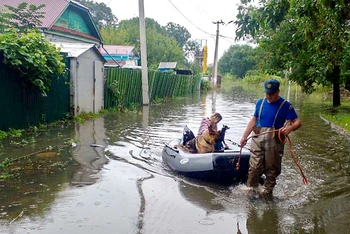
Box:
(1, 84, 350, 234)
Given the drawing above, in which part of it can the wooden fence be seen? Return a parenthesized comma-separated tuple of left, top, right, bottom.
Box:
(105, 68, 201, 109)
(0, 63, 201, 130)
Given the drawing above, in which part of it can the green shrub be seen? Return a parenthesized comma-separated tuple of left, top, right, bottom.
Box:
(0, 131, 7, 140)
(0, 29, 65, 96)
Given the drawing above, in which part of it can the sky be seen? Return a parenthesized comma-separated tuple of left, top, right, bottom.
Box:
(94, 0, 246, 63)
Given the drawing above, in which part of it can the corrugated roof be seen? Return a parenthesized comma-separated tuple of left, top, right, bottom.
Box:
(99, 45, 137, 56)
(0, 0, 70, 28)
(158, 62, 177, 69)
(0, 0, 102, 42)
(52, 42, 103, 60)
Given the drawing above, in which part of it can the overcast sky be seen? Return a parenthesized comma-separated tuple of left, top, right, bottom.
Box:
(94, 0, 246, 63)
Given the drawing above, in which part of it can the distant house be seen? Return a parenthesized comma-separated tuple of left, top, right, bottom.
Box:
(158, 62, 177, 72)
(0, 0, 103, 44)
(99, 45, 140, 68)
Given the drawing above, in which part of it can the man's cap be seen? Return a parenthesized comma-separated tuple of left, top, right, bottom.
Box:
(264, 79, 280, 94)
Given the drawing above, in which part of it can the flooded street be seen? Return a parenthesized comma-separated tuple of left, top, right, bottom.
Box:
(1, 85, 350, 234)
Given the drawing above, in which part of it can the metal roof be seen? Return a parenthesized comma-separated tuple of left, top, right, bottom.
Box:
(158, 62, 177, 69)
(99, 45, 138, 56)
(52, 42, 105, 61)
(0, 0, 101, 42)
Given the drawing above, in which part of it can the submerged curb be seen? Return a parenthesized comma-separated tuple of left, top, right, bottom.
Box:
(319, 115, 350, 139)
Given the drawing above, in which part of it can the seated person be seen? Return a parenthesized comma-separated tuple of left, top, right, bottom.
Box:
(181, 124, 229, 153)
(198, 113, 227, 150)
(183, 113, 228, 152)
(197, 112, 222, 136)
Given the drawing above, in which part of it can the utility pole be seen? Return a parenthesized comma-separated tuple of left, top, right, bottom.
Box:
(212, 20, 224, 87)
(139, 0, 149, 105)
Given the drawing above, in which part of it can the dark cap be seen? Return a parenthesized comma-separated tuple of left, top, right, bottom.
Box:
(264, 79, 280, 94)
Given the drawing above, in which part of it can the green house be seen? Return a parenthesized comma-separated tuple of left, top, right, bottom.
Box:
(0, 0, 103, 44)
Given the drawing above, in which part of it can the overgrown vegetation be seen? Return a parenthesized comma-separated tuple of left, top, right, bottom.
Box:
(74, 112, 102, 123)
(0, 3, 66, 96)
(74, 0, 118, 27)
(200, 79, 211, 92)
(0, 2, 45, 31)
(234, 0, 350, 107)
(321, 104, 350, 132)
(315, 88, 350, 132)
(218, 45, 257, 78)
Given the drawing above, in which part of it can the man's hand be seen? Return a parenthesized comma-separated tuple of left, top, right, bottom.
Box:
(240, 137, 248, 147)
(280, 126, 293, 136)
(281, 118, 301, 136)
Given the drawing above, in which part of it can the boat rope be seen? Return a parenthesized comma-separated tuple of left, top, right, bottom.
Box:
(235, 121, 308, 185)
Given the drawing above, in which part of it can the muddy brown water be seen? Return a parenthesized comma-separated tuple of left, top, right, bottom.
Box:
(0, 85, 350, 234)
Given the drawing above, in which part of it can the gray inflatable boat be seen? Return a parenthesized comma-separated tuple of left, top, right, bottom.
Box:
(162, 138, 251, 184)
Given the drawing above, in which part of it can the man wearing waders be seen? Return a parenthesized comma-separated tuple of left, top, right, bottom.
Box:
(240, 79, 302, 199)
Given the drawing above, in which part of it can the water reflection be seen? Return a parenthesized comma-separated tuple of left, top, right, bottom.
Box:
(246, 205, 279, 234)
(178, 180, 226, 212)
(71, 118, 109, 186)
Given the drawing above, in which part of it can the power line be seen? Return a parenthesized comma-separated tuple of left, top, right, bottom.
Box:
(168, 0, 236, 43)
(219, 34, 235, 40)
(188, 0, 214, 22)
(167, 0, 214, 37)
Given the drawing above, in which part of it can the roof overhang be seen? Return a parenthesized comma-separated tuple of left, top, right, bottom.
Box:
(52, 42, 106, 62)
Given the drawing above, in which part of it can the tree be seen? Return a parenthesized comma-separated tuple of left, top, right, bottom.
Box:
(0, 2, 45, 32)
(146, 27, 185, 68)
(75, 0, 117, 27)
(235, 0, 350, 107)
(218, 44, 257, 78)
(100, 18, 186, 69)
(184, 40, 201, 61)
(164, 22, 191, 48)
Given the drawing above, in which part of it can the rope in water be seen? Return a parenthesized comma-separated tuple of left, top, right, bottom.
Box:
(236, 122, 309, 185)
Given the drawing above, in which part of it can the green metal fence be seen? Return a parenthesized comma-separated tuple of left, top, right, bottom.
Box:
(0, 57, 71, 131)
(105, 68, 201, 109)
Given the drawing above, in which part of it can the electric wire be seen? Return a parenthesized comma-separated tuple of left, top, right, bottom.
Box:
(167, 0, 214, 37)
(167, 0, 236, 43)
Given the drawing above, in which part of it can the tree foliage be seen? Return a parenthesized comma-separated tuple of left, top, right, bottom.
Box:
(100, 18, 186, 69)
(0, 30, 65, 96)
(164, 22, 191, 48)
(218, 44, 257, 78)
(75, 0, 118, 27)
(0, 2, 45, 32)
(235, 0, 350, 106)
(0, 3, 65, 96)
(184, 40, 201, 61)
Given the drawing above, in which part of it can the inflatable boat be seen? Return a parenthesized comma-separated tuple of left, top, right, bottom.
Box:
(162, 138, 251, 184)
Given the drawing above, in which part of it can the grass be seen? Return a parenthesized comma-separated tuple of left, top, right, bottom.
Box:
(320, 102, 350, 132)
(308, 84, 350, 132)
